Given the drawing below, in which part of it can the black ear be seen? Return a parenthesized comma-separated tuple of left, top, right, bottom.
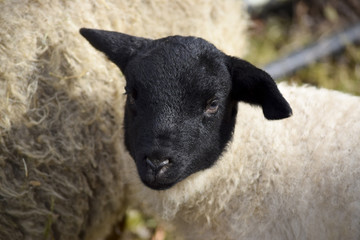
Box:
(80, 28, 152, 71)
(228, 57, 292, 120)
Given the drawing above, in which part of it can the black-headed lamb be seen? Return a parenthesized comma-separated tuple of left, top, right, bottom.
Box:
(81, 28, 360, 240)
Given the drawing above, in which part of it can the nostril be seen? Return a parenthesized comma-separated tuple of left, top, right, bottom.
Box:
(145, 157, 171, 171)
(146, 157, 157, 170)
(158, 159, 170, 168)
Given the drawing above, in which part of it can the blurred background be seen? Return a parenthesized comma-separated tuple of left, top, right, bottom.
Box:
(246, 0, 360, 95)
(112, 0, 360, 239)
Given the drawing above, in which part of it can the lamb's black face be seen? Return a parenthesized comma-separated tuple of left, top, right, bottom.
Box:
(80, 29, 292, 190)
(123, 38, 237, 189)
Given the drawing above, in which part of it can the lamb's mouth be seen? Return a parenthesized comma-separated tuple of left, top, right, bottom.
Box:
(139, 163, 183, 190)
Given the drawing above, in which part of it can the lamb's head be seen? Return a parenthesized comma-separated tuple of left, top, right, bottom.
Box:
(80, 28, 292, 190)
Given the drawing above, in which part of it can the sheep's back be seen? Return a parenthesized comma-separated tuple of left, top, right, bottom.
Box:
(0, 0, 248, 239)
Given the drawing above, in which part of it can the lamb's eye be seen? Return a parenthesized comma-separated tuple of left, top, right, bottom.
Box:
(125, 87, 137, 105)
(128, 93, 135, 105)
(205, 99, 219, 114)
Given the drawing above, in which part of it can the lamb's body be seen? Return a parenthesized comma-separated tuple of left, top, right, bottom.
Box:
(80, 27, 360, 239)
(123, 84, 360, 240)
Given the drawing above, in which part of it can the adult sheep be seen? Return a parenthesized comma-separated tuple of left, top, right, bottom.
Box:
(81, 29, 360, 240)
(0, 1, 248, 239)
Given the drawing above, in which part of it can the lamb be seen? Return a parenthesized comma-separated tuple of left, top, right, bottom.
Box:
(81, 28, 360, 240)
(0, 1, 248, 239)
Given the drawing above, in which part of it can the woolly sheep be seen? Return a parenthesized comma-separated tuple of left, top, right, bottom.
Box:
(82, 29, 360, 240)
(0, 1, 248, 239)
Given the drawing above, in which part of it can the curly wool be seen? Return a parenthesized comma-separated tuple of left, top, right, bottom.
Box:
(0, 0, 248, 239)
(122, 84, 360, 240)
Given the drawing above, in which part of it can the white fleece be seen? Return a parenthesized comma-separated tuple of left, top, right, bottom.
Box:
(122, 84, 360, 240)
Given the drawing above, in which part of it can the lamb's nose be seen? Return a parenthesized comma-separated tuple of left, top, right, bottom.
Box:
(145, 157, 170, 172)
